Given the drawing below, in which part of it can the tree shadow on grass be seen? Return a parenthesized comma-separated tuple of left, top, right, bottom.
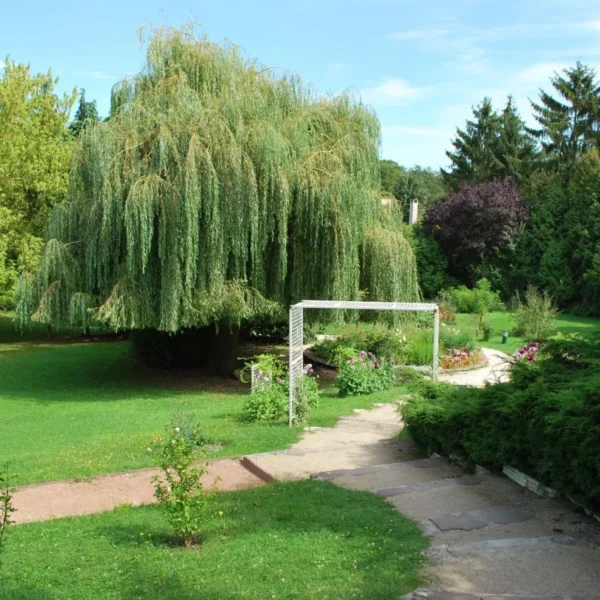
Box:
(0, 586, 56, 600)
(0, 340, 248, 403)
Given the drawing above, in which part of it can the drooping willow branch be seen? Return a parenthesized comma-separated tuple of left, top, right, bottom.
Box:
(18, 25, 419, 333)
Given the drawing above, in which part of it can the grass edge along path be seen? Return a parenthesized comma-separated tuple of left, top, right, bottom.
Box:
(0, 480, 428, 600)
(0, 335, 408, 486)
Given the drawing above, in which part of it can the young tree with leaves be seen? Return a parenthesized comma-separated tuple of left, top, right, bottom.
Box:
(527, 62, 600, 174)
(0, 59, 75, 308)
(18, 27, 419, 373)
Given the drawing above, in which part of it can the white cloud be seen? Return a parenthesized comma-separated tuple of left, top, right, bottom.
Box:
(327, 62, 348, 72)
(361, 77, 428, 106)
(515, 62, 569, 84)
(0, 60, 5, 69)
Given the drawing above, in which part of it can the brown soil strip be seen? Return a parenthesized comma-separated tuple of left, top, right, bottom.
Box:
(11, 458, 265, 525)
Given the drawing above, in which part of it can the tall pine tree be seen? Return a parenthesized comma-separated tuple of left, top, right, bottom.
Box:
(69, 89, 100, 137)
(527, 62, 600, 174)
(443, 97, 537, 189)
(443, 98, 501, 189)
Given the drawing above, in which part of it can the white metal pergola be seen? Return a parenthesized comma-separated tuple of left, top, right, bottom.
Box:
(288, 300, 439, 426)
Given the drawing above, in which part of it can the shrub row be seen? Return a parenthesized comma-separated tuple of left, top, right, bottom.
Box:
(401, 335, 600, 512)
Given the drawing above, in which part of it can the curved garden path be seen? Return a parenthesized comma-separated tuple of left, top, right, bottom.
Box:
(438, 348, 511, 387)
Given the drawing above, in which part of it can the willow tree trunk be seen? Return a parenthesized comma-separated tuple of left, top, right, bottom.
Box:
(205, 324, 240, 377)
(131, 325, 240, 375)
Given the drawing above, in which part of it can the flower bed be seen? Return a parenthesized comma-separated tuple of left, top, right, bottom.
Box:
(441, 348, 486, 371)
(512, 342, 539, 361)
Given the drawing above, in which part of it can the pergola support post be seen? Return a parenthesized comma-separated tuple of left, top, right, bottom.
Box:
(432, 307, 439, 383)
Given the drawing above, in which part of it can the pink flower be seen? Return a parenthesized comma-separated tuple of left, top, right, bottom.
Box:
(390, 359, 396, 366)
(374, 362, 380, 370)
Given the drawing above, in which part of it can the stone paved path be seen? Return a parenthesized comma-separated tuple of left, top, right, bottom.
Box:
(245, 400, 600, 599)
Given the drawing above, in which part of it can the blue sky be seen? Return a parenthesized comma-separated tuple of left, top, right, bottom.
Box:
(2, 0, 599, 169)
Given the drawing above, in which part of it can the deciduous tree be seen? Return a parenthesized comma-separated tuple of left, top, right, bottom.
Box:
(18, 27, 419, 372)
(0, 59, 75, 308)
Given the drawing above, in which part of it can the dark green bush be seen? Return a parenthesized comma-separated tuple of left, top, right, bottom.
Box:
(401, 334, 600, 512)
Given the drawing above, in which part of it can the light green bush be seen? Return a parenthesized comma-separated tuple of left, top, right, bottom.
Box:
(445, 278, 504, 313)
(512, 285, 558, 340)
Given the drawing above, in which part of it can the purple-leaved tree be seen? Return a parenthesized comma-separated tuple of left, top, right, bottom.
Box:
(423, 178, 527, 282)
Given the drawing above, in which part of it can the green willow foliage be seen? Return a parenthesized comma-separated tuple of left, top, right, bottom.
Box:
(17, 27, 418, 332)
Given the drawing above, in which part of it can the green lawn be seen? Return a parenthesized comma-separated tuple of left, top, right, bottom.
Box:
(318, 310, 600, 356)
(454, 311, 600, 354)
(0, 481, 427, 600)
(0, 314, 407, 485)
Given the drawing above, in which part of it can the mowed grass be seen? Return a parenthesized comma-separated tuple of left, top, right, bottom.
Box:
(318, 310, 600, 356)
(454, 311, 600, 354)
(0, 481, 427, 600)
(0, 314, 407, 485)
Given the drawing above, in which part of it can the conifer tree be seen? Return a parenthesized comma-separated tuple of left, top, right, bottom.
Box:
(69, 89, 100, 137)
(527, 62, 600, 173)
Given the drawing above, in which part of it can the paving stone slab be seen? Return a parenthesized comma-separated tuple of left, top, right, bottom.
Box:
(424, 535, 600, 596)
(431, 505, 534, 531)
(405, 590, 600, 600)
(377, 475, 483, 497)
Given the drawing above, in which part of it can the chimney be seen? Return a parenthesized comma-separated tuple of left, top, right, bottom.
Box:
(409, 199, 419, 225)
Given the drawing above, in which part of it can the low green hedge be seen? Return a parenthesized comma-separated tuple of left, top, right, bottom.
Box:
(401, 335, 600, 512)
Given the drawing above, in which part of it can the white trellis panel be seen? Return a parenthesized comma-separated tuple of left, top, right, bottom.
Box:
(250, 363, 269, 393)
(300, 300, 437, 312)
(288, 303, 304, 426)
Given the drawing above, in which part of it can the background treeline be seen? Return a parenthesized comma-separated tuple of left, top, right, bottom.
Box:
(2, 58, 600, 313)
(0, 58, 99, 310)
(398, 62, 600, 314)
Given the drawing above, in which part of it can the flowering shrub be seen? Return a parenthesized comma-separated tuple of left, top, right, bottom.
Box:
(243, 356, 321, 423)
(513, 342, 539, 362)
(442, 349, 484, 370)
(152, 411, 208, 547)
(292, 368, 321, 426)
(336, 349, 396, 396)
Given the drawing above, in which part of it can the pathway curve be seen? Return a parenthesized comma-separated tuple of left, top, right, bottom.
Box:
(438, 348, 511, 387)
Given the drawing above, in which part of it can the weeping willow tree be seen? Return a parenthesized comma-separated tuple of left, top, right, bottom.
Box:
(17, 26, 419, 372)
